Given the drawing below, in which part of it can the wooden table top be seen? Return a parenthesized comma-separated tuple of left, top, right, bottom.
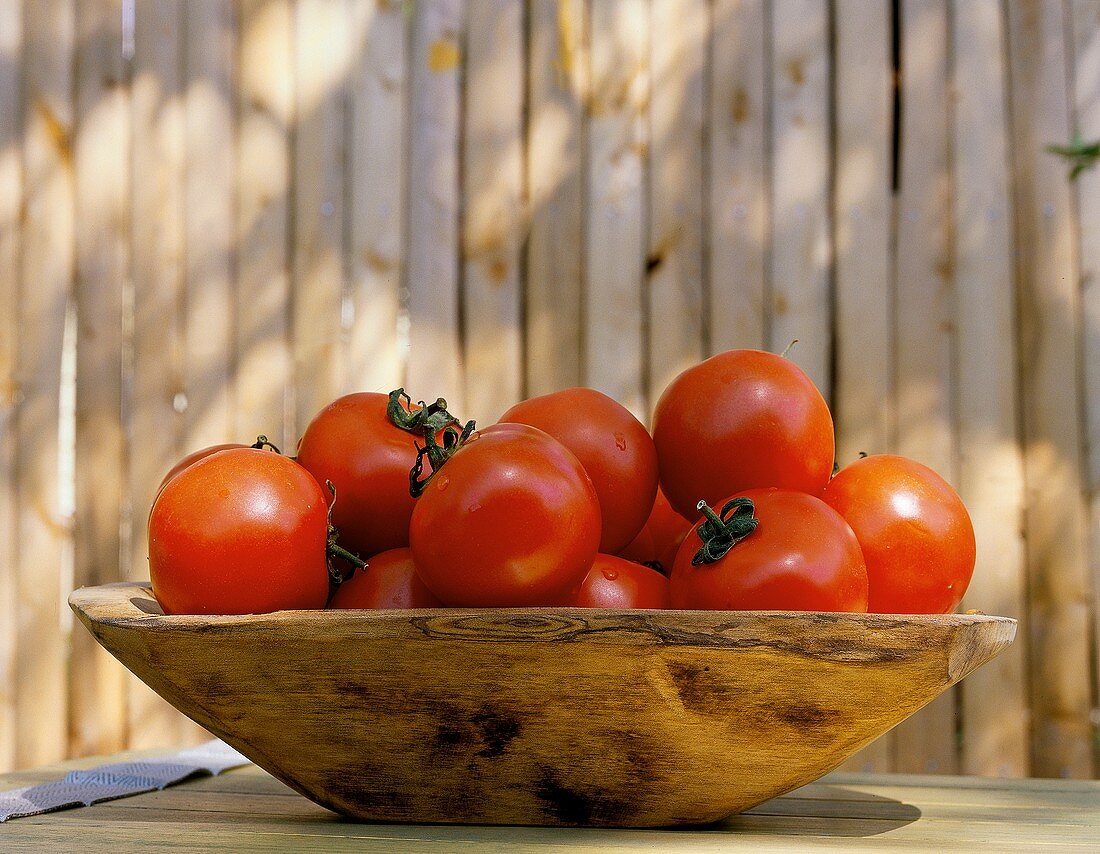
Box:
(1, 752, 1097, 852)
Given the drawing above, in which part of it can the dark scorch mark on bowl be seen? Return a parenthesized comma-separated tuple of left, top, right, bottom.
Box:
(470, 708, 522, 758)
(535, 768, 629, 826)
(430, 701, 523, 760)
(776, 703, 833, 729)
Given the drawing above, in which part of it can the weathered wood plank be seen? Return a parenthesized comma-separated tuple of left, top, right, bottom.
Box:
(832, 0, 892, 465)
(769, 0, 831, 393)
(16, 0, 74, 769)
(71, 0, 128, 760)
(708, 0, 768, 355)
(237, 0, 292, 446)
(347, 0, 407, 396)
(952, 0, 1030, 778)
(184, 0, 235, 450)
(525, 0, 586, 396)
(586, 0, 648, 419)
(407, 0, 465, 411)
(1007, 0, 1093, 779)
(647, 0, 706, 409)
(292, 0, 348, 428)
(462, 0, 524, 423)
(0, 0, 22, 775)
(129, 0, 188, 751)
(891, 0, 959, 775)
(1069, 0, 1100, 778)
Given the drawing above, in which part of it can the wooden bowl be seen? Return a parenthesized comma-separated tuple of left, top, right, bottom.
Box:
(70, 582, 1014, 827)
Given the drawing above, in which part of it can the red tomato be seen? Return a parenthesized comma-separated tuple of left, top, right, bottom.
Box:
(571, 554, 670, 609)
(670, 488, 868, 612)
(409, 423, 601, 606)
(149, 448, 330, 615)
(328, 548, 441, 609)
(617, 486, 693, 573)
(652, 349, 835, 519)
(296, 392, 436, 558)
(821, 454, 975, 614)
(499, 388, 658, 553)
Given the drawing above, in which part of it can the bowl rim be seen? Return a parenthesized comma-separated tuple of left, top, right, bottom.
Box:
(69, 580, 1017, 634)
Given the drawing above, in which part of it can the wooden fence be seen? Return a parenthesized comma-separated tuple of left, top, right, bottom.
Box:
(0, 0, 1097, 780)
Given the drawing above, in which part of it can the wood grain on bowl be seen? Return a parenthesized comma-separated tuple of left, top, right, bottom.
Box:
(69, 582, 1015, 827)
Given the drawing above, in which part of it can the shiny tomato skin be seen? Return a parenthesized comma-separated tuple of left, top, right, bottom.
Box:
(571, 554, 670, 609)
(499, 388, 658, 553)
(328, 548, 441, 609)
(652, 349, 835, 520)
(409, 423, 601, 607)
(158, 443, 248, 494)
(821, 454, 975, 614)
(670, 488, 868, 612)
(149, 448, 330, 615)
(296, 392, 423, 558)
(617, 485, 693, 572)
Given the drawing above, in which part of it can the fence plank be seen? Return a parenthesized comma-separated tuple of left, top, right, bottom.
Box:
(648, 0, 706, 400)
(237, 0, 292, 446)
(647, 0, 705, 409)
(16, 0, 73, 769)
(1070, 0, 1100, 777)
(1007, 0, 1094, 779)
(292, 0, 347, 429)
(769, 0, 831, 393)
(129, 0, 187, 751)
(708, 0, 768, 355)
(71, 0, 128, 760)
(833, 0, 892, 465)
(891, 0, 958, 775)
(832, 0, 893, 774)
(347, 0, 406, 397)
(462, 0, 524, 424)
(586, 0, 648, 419)
(407, 0, 465, 411)
(0, 0, 22, 774)
(184, 0, 234, 452)
(952, 0, 1030, 778)
(526, 0, 586, 396)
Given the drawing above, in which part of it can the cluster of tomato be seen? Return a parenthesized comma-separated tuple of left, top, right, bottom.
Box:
(147, 348, 975, 616)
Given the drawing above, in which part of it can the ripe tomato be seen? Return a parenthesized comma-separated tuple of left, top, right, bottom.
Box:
(409, 423, 601, 606)
(328, 548, 441, 609)
(149, 448, 331, 615)
(617, 485, 693, 573)
(652, 349, 835, 520)
(158, 437, 285, 495)
(499, 388, 658, 553)
(571, 554, 670, 609)
(821, 454, 975, 614)
(670, 488, 868, 612)
(296, 392, 446, 558)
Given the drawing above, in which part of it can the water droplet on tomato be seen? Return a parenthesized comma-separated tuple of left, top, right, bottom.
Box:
(602, 569, 619, 581)
(436, 476, 450, 492)
(614, 433, 627, 451)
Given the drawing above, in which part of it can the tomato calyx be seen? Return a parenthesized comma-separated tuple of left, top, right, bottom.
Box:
(386, 388, 461, 436)
(323, 480, 368, 584)
(409, 419, 477, 497)
(692, 497, 759, 566)
(249, 435, 282, 454)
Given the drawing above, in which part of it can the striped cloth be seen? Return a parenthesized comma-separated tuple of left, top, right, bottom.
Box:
(0, 740, 249, 821)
